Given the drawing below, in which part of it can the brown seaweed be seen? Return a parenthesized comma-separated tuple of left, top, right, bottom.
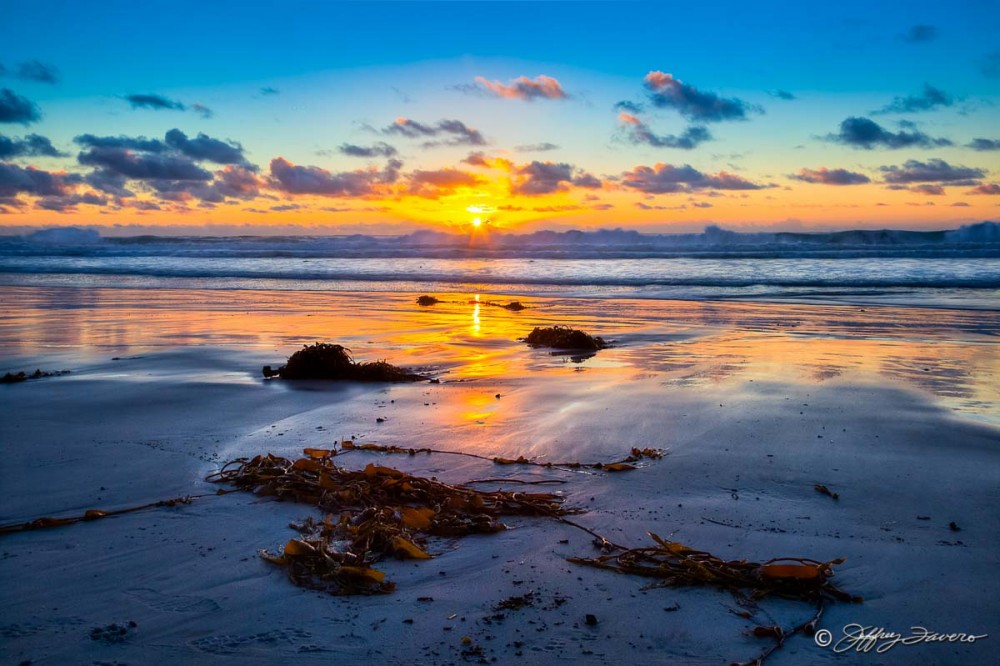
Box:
(332, 440, 664, 472)
(206, 450, 578, 594)
(568, 531, 859, 604)
(262, 343, 425, 382)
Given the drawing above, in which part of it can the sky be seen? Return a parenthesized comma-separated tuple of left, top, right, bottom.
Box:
(1, 0, 999, 235)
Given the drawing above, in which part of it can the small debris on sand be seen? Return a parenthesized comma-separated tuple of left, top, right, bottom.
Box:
(89, 621, 137, 644)
(813, 484, 839, 500)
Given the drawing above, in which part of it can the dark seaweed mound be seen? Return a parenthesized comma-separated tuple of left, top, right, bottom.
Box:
(264, 344, 425, 382)
(523, 326, 607, 351)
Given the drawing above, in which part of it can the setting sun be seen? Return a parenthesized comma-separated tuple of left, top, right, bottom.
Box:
(472, 217, 482, 228)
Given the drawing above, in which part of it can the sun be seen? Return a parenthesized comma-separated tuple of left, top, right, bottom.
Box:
(472, 217, 482, 228)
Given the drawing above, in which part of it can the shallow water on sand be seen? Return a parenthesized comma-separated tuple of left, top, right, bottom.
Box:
(2, 286, 997, 426)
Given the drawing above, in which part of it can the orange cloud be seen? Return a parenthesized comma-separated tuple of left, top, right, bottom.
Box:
(473, 75, 568, 101)
(618, 112, 642, 126)
(406, 168, 485, 198)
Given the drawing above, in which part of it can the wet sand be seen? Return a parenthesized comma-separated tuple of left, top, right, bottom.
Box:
(1, 287, 998, 664)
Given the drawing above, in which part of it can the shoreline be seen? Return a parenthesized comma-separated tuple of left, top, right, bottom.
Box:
(1, 288, 998, 664)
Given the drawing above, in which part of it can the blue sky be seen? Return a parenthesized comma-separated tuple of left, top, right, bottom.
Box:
(1, 0, 998, 233)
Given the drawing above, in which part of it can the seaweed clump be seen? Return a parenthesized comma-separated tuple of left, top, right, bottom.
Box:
(416, 295, 442, 306)
(523, 325, 607, 351)
(1, 369, 70, 384)
(208, 449, 577, 594)
(263, 344, 425, 382)
(473, 299, 527, 311)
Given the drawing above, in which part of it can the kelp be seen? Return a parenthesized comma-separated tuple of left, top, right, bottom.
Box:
(262, 343, 425, 382)
(568, 531, 859, 604)
(569, 532, 859, 665)
(332, 440, 664, 472)
(1, 368, 71, 384)
(0, 494, 215, 535)
(416, 295, 442, 306)
(3, 439, 854, 665)
(206, 450, 579, 594)
(471, 299, 527, 311)
(523, 325, 607, 351)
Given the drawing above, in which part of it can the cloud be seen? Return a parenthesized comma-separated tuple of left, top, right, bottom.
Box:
(164, 129, 250, 166)
(620, 162, 765, 194)
(966, 183, 1000, 195)
(572, 172, 602, 189)
(767, 90, 796, 100)
(260, 86, 280, 96)
(635, 202, 686, 211)
(511, 161, 602, 195)
(338, 142, 398, 158)
(134, 166, 265, 205)
(0, 162, 81, 198)
(78, 146, 213, 181)
(614, 100, 644, 114)
(84, 170, 134, 197)
(36, 192, 108, 212)
(0, 133, 66, 158)
(514, 142, 559, 153)
(967, 138, 1000, 151)
(406, 168, 483, 198)
(618, 113, 711, 149)
(190, 103, 214, 119)
(0, 89, 42, 124)
(269, 157, 398, 197)
(902, 24, 937, 43)
(75, 134, 168, 152)
(383, 118, 486, 147)
(210, 165, 264, 199)
(469, 75, 568, 101)
(76, 130, 254, 172)
(981, 51, 1000, 79)
(910, 184, 945, 195)
(408, 168, 480, 188)
(643, 72, 759, 122)
(827, 116, 952, 149)
(791, 167, 871, 185)
(874, 84, 953, 114)
(13, 60, 60, 84)
(459, 152, 514, 173)
(513, 162, 573, 195)
(879, 158, 985, 183)
(125, 94, 186, 111)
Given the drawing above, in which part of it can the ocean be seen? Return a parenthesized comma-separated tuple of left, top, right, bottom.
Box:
(2, 223, 998, 308)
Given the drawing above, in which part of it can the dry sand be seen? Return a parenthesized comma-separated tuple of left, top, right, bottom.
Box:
(1, 287, 998, 665)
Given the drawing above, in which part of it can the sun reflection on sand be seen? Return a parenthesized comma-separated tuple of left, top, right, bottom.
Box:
(471, 294, 481, 336)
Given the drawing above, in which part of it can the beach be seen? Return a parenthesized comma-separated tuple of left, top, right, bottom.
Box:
(1, 286, 998, 665)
